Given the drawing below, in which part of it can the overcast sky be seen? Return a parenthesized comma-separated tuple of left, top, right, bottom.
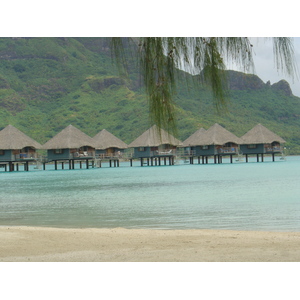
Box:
(241, 37, 300, 97)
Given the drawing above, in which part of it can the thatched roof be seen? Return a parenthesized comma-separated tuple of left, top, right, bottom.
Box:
(42, 125, 96, 149)
(0, 125, 42, 149)
(240, 124, 286, 144)
(128, 125, 182, 147)
(93, 129, 128, 149)
(191, 123, 243, 145)
(182, 128, 206, 147)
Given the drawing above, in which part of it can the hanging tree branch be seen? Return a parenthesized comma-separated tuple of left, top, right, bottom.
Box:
(109, 37, 297, 136)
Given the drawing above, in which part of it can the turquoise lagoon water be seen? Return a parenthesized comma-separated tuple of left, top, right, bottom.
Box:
(0, 156, 299, 231)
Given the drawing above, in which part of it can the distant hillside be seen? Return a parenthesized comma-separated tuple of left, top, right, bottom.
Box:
(0, 37, 299, 154)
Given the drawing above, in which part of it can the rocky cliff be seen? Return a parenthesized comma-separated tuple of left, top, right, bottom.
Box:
(227, 70, 293, 96)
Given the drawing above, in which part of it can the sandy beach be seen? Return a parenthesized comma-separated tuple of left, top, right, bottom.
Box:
(0, 226, 299, 262)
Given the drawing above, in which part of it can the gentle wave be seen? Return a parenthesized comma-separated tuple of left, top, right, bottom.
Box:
(0, 156, 299, 231)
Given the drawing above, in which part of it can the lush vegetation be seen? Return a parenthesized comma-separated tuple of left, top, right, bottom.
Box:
(0, 37, 299, 154)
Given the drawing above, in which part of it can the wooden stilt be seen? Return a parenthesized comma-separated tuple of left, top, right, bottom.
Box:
(261, 154, 264, 162)
(86, 159, 89, 169)
(246, 154, 248, 163)
(16, 163, 19, 171)
(55, 160, 58, 170)
(130, 159, 132, 167)
(206, 156, 208, 164)
(257, 154, 259, 162)
(230, 155, 233, 164)
(43, 163, 46, 170)
(272, 153, 275, 162)
(61, 162, 64, 169)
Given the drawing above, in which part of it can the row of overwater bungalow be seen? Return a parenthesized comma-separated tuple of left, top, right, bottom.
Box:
(0, 123, 286, 171)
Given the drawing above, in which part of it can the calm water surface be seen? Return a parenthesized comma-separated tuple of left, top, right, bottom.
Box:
(0, 156, 299, 231)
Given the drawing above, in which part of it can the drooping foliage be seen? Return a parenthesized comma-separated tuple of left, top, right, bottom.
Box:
(110, 37, 297, 136)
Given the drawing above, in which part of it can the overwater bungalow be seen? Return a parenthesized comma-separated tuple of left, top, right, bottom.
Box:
(42, 125, 96, 170)
(182, 127, 207, 163)
(240, 124, 286, 162)
(183, 123, 242, 164)
(0, 125, 42, 171)
(128, 125, 182, 166)
(93, 129, 128, 158)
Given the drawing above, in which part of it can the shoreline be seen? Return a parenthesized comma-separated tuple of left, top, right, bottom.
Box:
(1, 226, 300, 262)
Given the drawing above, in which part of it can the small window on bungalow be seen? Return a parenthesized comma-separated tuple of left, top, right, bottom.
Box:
(0, 150, 4, 155)
(247, 144, 257, 149)
(202, 145, 208, 150)
(138, 147, 145, 152)
(54, 149, 63, 154)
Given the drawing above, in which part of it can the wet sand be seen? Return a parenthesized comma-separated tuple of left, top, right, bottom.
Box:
(0, 226, 299, 262)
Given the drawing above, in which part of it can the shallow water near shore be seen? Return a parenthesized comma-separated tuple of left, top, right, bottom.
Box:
(0, 155, 299, 231)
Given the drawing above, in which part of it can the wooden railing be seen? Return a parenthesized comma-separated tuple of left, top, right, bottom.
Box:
(15, 153, 38, 160)
(73, 151, 95, 158)
(150, 149, 176, 156)
(97, 152, 128, 159)
(217, 147, 238, 154)
(265, 146, 282, 152)
(177, 150, 196, 156)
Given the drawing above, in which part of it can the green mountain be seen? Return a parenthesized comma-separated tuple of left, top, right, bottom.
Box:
(0, 37, 299, 154)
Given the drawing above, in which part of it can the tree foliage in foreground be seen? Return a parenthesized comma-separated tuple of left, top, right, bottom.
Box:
(110, 37, 297, 136)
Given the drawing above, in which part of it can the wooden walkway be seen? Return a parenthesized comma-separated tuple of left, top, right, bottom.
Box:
(0, 152, 285, 172)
